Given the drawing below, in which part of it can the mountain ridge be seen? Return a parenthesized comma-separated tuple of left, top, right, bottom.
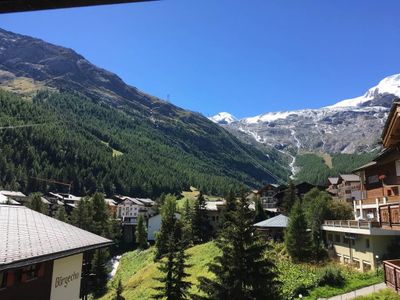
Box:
(0, 28, 290, 195)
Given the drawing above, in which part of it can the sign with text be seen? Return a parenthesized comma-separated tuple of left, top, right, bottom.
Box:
(50, 253, 83, 300)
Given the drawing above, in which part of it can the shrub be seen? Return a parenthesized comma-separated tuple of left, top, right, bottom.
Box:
(317, 266, 346, 287)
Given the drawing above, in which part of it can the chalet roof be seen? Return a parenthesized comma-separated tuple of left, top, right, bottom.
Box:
(339, 174, 360, 182)
(353, 161, 378, 172)
(105, 199, 117, 206)
(328, 177, 339, 185)
(0, 194, 20, 205)
(205, 201, 226, 211)
(0, 205, 113, 271)
(254, 214, 289, 228)
(0, 190, 26, 198)
(382, 101, 400, 148)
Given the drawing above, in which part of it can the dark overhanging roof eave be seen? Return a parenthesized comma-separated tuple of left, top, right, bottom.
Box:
(0, 0, 156, 14)
(0, 241, 114, 272)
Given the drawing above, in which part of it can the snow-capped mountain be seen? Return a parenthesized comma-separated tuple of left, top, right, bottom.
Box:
(216, 74, 400, 165)
(209, 112, 237, 124)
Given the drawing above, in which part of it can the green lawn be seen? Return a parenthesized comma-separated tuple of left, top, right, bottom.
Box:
(98, 242, 383, 300)
(98, 243, 219, 300)
(354, 289, 400, 299)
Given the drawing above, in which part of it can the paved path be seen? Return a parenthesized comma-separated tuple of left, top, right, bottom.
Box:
(318, 282, 387, 300)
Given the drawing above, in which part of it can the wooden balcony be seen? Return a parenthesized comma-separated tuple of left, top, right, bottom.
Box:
(384, 260, 400, 292)
(379, 203, 400, 230)
(323, 220, 380, 229)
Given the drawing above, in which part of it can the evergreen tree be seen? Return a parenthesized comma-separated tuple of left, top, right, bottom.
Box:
(304, 188, 330, 260)
(155, 194, 180, 259)
(91, 192, 110, 237)
(254, 197, 266, 223)
(136, 214, 148, 250)
(181, 199, 193, 246)
(285, 199, 312, 262)
(55, 206, 68, 222)
(153, 229, 191, 300)
(70, 197, 93, 231)
(192, 191, 212, 243)
(196, 196, 281, 300)
(91, 249, 109, 297)
(29, 192, 45, 214)
(281, 180, 298, 214)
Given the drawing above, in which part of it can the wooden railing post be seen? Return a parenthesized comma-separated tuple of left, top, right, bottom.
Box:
(389, 205, 392, 228)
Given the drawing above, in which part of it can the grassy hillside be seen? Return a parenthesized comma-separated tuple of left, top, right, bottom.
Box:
(99, 243, 219, 300)
(295, 152, 378, 186)
(98, 242, 382, 300)
(0, 89, 289, 197)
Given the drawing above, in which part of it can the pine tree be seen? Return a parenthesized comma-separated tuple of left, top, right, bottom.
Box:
(192, 191, 212, 243)
(254, 197, 266, 223)
(55, 206, 68, 222)
(91, 192, 110, 237)
(181, 199, 193, 246)
(281, 180, 298, 214)
(153, 228, 191, 300)
(29, 192, 45, 214)
(91, 249, 109, 297)
(136, 214, 148, 250)
(285, 199, 312, 262)
(304, 188, 330, 260)
(71, 197, 93, 231)
(196, 196, 281, 300)
(155, 194, 180, 259)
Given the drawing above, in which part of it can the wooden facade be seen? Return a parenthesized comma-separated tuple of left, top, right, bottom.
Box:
(380, 203, 400, 230)
(384, 260, 400, 293)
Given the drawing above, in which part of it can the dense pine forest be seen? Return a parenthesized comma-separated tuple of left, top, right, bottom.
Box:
(295, 152, 378, 186)
(0, 89, 289, 197)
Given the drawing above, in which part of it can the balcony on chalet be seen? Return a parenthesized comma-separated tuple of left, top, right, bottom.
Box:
(379, 203, 400, 230)
(321, 219, 400, 236)
(384, 260, 400, 293)
(323, 220, 380, 230)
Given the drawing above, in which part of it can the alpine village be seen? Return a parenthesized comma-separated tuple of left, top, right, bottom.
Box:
(3, 3, 400, 300)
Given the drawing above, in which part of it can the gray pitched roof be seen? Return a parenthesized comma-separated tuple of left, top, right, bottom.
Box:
(0, 205, 113, 271)
(339, 174, 360, 182)
(253, 214, 289, 228)
(328, 177, 339, 185)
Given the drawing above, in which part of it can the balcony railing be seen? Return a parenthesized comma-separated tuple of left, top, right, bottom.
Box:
(323, 220, 380, 229)
(380, 203, 400, 229)
(384, 260, 400, 292)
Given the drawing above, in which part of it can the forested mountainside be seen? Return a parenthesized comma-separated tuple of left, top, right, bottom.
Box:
(0, 89, 288, 197)
(294, 152, 377, 186)
(0, 28, 292, 196)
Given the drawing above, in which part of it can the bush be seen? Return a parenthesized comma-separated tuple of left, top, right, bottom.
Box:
(317, 266, 346, 287)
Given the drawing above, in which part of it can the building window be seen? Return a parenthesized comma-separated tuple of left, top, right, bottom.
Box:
(353, 259, 361, 269)
(23, 264, 38, 281)
(335, 234, 341, 243)
(396, 160, 400, 176)
(366, 239, 370, 249)
(363, 261, 372, 272)
(0, 272, 7, 289)
(327, 234, 333, 242)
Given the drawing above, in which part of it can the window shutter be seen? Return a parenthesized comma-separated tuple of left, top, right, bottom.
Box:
(6, 272, 14, 287)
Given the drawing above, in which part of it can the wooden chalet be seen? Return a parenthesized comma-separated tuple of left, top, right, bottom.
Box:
(355, 101, 400, 290)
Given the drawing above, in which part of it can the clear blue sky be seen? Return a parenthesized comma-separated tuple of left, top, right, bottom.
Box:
(0, 0, 400, 118)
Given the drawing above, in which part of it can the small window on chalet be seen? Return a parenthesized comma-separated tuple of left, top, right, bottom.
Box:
(327, 234, 333, 241)
(23, 264, 39, 281)
(0, 272, 7, 289)
(366, 239, 370, 249)
(335, 234, 341, 243)
(396, 160, 400, 176)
